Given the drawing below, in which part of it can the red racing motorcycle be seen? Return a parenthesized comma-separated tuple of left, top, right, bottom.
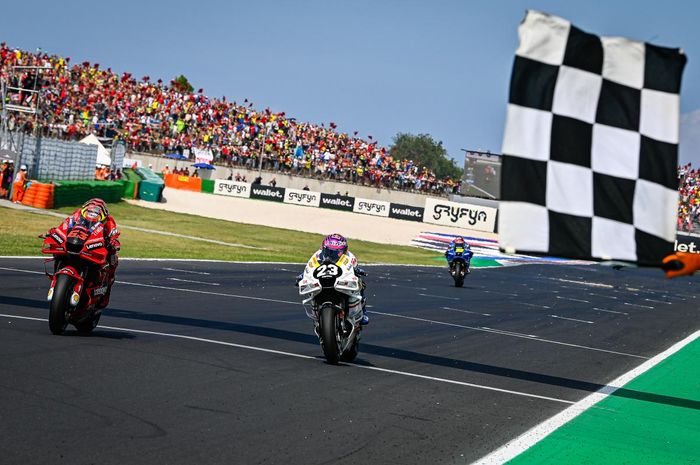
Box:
(41, 217, 111, 335)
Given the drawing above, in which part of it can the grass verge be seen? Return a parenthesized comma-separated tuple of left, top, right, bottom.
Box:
(1, 202, 442, 265)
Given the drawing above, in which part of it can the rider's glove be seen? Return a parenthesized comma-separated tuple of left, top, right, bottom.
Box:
(295, 273, 303, 286)
(108, 237, 121, 252)
(355, 267, 367, 277)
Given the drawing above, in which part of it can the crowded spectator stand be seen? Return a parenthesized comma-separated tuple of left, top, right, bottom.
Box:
(1, 42, 460, 197)
(2, 40, 694, 215)
(678, 163, 700, 233)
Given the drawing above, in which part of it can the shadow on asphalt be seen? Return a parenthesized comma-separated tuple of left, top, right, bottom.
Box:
(2, 294, 699, 411)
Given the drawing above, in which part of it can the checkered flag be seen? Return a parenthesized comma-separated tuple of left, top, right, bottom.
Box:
(499, 11, 687, 265)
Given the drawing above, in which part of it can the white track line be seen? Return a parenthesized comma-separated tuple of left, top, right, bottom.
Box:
(624, 302, 654, 310)
(167, 277, 220, 286)
(481, 327, 538, 338)
(418, 293, 460, 301)
(162, 267, 211, 275)
(593, 308, 628, 316)
(556, 296, 590, 304)
(644, 298, 671, 305)
(521, 302, 551, 309)
(0, 313, 572, 405)
(0, 265, 644, 358)
(588, 292, 618, 300)
(549, 278, 613, 289)
(0, 202, 262, 250)
(117, 225, 264, 249)
(549, 315, 594, 324)
(472, 328, 700, 464)
(370, 311, 642, 358)
(391, 283, 428, 291)
(442, 306, 491, 317)
(483, 290, 519, 297)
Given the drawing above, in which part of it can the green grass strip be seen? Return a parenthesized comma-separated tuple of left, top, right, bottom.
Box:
(1, 203, 442, 265)
(507, 336, 700, 464)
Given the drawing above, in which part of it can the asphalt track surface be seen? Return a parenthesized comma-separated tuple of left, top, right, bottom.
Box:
(0, 257, 698, 465)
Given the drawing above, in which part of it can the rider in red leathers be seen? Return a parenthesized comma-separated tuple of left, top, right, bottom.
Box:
(51, 198, 120, 308)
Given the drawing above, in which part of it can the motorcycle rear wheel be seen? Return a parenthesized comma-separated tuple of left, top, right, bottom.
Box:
(319, 305, 340, 364)
(49, 274, 71, 335)
(454, 262, 464, 288)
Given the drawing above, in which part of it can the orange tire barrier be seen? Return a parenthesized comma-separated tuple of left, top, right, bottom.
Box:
(164, 173, 202, 192)
(20, 182, 54, 209)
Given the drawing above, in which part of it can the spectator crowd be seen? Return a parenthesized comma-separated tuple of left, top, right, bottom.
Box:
(5, 42, 695, 212)
(0, 42, 460, 196)
(678, 163, 700, 233)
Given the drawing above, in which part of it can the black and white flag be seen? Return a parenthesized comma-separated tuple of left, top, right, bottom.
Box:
(499, 11, 687, 265)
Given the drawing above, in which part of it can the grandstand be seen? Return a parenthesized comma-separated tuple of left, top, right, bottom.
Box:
(0, 42, 460, 197)
(1, 41, 696, 232)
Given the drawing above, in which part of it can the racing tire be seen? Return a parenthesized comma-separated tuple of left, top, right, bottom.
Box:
(75, 313, 100, 334)
(319, 305, 340, 365)
(454, 262, 464, 288)
(49, 274, 71, 335)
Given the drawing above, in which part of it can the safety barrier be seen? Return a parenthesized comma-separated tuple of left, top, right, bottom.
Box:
(201, 179, 215, 194)
(122, 169, 141, 199)
(53, 181, 125, 208)
(164, 174, 202, 192)
(211, 179, 497, 232)
(20, 182, 54, 209)
(135, 168, 165, 202)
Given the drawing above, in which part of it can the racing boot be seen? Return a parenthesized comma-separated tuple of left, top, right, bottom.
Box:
(98, 257, 117, 309)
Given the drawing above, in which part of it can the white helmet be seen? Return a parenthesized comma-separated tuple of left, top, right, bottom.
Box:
(20, 164, 27, 170)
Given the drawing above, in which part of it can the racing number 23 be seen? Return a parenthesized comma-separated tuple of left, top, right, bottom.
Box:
(315, 264, 340, 278)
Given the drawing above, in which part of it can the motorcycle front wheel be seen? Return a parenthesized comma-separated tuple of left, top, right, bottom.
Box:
(49, 274, 71, 335)
(319, 305, 340, 364)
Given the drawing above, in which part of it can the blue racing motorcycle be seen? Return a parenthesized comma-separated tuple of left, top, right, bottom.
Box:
(445, 242, 473, 287)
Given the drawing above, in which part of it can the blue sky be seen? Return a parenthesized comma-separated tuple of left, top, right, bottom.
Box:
(2, 0, 698, 165)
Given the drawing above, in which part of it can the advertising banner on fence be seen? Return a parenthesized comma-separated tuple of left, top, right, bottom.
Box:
(250, 184, 286, 202)
(319, 193, 354, 211)
(284, 188, 321, 207)
(353, 198, 390, 217)
(423, 198, 497, 232)
(389, 203, 424, 222)
(213, 180, 251, 198)
(676, 233, 700, 254)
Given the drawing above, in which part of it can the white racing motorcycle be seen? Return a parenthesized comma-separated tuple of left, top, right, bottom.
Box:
(298, 258, 364, 364)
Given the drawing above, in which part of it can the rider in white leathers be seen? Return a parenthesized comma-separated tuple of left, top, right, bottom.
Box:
(298, 233, 369, 325)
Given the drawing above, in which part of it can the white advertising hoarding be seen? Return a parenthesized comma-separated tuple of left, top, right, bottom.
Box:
(423, 198, 497, 232)
(352, 198, 390, 217)
(284, 188, 321, 207)
(213, 180, 252, 198)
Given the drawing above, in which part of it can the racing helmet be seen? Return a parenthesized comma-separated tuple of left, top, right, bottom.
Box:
(453, 236, 466, 246)
(80, 199, 107, 223)
(320, 233, 348, 263)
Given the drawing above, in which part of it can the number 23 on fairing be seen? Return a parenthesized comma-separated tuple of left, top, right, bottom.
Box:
(313, 264, 341, 279)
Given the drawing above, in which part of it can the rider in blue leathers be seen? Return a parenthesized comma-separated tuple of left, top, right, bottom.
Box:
(444, 236, 473, 274)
